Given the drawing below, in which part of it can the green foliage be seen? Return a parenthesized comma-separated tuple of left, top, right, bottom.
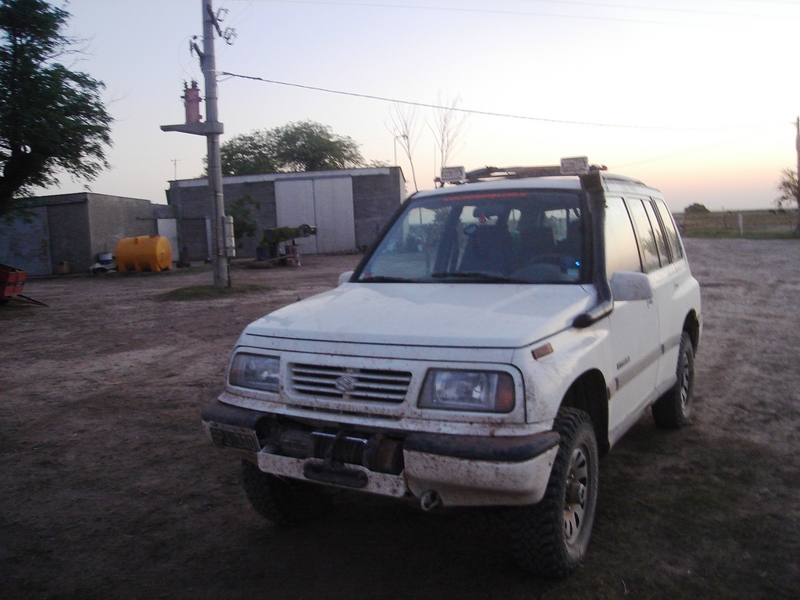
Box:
(0, 0, 112, 218)
(775, 168, 799, 209)
(272, 120, 363, 172)
(775, 168, 800, 235)
(367, 159, 391, 168)
(260, 226, 301, 247)
(684, 203, 710, 213)
(219, 120, 363, 176)
(220, 130, 277, 176)
(228, 194, 260, 247)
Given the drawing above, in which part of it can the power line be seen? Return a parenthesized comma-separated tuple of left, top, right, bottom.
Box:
(232, 0, 800, 26)
(515, 0, 800, 21)
(219, 69, 778, 132)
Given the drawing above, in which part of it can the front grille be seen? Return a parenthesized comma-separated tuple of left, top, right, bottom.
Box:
(290, 364, 412, 403)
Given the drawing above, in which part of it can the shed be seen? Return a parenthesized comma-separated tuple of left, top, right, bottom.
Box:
(166, 166, 405, 260)
(0, 193, 175, 276)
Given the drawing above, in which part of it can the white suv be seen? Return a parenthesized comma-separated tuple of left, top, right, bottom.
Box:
(202, 158, 702, 578)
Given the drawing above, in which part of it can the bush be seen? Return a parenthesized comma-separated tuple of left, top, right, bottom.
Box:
(684, 203, 710, 214)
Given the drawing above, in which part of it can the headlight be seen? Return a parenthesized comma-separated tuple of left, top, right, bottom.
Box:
(418, 370, 515, 413)
(229, 353, 280, 392)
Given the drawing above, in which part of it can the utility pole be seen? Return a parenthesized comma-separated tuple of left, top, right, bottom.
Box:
(161, 0, 233, 288)
(795, 116, 799, 196)
(793, 116, 799, 181)
(202, 0, 230, 288)
(796, 117, 800, 234)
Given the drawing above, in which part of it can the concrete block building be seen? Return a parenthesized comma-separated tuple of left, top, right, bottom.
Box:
(0, 167, 405, 276)
(0, 193, 176, 276)
(166, 166, 405, 260)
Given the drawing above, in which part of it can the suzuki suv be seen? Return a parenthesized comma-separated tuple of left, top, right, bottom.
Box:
(202, 158, 701, 577)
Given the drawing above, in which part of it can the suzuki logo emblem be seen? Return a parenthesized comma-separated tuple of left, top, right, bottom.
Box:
(335, 375, 357, 393)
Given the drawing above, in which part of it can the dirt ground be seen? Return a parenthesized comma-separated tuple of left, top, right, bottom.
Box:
(1, 239, 798, 600)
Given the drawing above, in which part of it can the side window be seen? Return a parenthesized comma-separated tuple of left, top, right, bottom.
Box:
(654, 200, 684, 262)
(543, 208, 568, 242)
(625, 198, 661, 272)
(508, 208, 521, 235)
(643, 200, 669, 267)
(604, 197, 641, 277)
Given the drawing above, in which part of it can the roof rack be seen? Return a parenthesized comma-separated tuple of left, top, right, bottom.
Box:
(464, 161, 607, 183)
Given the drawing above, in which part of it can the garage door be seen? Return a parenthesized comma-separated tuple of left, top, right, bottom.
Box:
(275, 177, 356, 255)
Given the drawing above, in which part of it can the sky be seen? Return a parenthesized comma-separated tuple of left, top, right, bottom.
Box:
(38, 0, 800, 212)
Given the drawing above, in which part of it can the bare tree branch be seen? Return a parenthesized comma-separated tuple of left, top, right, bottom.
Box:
(389, 103, 422, 192)
(430, 93, 468, 184)
(774, 168, 800, 235)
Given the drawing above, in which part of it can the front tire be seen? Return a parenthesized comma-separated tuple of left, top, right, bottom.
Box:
(241, 460, 336, 526)
(509, 408, 599, 578)
(651, 331, 695, 429)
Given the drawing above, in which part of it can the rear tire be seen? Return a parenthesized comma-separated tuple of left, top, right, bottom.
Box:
(241, 459, 336, 526)
(652, 332, 695, 429)
(509, 408, 599, 578)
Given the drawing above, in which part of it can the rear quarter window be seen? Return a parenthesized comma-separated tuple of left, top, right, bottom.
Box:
(643, 200, 670, 268)
(604, 197, 642, 277)
(654, 200, 684, 262)
(625, 198, 661, 272)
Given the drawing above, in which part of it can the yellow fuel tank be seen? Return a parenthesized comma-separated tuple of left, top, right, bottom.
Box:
(115, 236, 173, 273)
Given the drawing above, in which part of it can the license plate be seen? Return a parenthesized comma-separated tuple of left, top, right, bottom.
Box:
(206, 423, 260, 452)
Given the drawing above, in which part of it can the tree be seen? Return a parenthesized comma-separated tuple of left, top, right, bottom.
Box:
(684, 203, 710, 214)
(775, 168, 800, 236)
(218, 121, 363, 177)
(388, 103, 421, 192)
(228, 194, 260, 248)
(220, 130, 277, 176)
(0, 0, 112, 218)
(430, 93, 468, 180)
(272, 120, 362, 172)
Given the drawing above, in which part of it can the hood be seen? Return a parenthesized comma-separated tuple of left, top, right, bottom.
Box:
(243, 283, 596, 349)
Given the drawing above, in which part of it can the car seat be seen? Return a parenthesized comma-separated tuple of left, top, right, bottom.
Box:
(459, 225, 514, 275)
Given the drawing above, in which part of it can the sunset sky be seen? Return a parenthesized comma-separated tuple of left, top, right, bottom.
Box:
(42, 0, 800, 212)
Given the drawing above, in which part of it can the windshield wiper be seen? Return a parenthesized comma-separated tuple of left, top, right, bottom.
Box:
(358, 275, 414, 283)
(431, 271, 526, 283)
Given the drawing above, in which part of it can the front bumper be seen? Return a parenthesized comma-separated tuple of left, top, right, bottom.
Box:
(202, 400, 560, 507)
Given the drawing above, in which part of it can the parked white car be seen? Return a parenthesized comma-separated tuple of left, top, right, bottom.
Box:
(202, 158, 702, 577)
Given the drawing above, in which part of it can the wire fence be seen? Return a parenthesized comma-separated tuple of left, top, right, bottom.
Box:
(676, 209, 799, 238)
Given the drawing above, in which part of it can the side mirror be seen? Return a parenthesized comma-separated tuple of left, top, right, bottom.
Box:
(338, 271, 354, 286)
(610, 271, 653, 302)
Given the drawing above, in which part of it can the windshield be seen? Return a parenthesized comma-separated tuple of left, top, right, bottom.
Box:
(357, 189, 586, 284)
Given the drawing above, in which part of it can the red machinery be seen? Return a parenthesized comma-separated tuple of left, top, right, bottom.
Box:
(0, 264, 47, 306)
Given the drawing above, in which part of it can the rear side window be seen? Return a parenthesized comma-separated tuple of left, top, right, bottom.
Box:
(604, 197, 641, 276)
(625, 198, 661, 272)
(654, 200, 684, 262)
(643, 200, 669, 268)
